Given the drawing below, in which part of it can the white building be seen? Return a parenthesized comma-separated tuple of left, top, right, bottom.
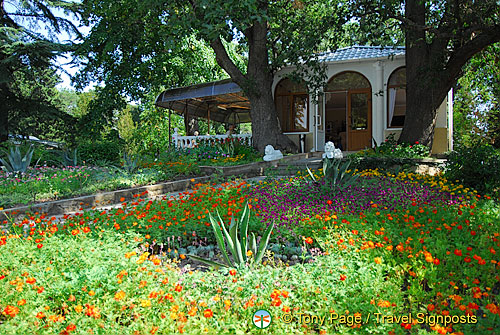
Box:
(156, 46, 453, 153)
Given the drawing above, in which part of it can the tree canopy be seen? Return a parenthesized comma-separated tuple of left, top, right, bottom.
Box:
(0, 0, 81, 143)
(76, 0, 348, 152)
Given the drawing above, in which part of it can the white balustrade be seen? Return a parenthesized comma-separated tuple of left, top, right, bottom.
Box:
(171, 128, 252, 148)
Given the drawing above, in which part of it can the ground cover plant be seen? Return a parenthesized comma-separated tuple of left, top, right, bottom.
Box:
(351, 134, 433, 172)
(444, 142, 500, 199)
(0, 139, 262, 209)
(0, 165, 182, 209)
(0, 172, 499, 334)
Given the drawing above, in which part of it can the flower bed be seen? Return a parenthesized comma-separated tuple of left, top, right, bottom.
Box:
(0, 140, 262, 209)
(0, 164, 196, 209)
(0, 173, 499, 334)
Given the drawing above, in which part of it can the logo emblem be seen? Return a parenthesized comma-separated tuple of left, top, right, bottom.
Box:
(252, 309, 272, 329)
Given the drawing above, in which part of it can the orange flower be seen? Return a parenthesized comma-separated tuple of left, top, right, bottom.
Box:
(374, 257, 382, 264)
(305, 237, 313, 244)
(378, 300, 391, 308)
(114, 290, 126, 301)
(203, 309, 213, 318)
(175, 284, 183, 292)
(66, 324, 77, 332)
(3, 305, 19, 317)
(271, 297, 282, 306)
(340, 274, 347, 281)
(188, 307, 198, 316)
(36, 312, 45, 319)
(75, 305, 83, 313)
(71, 229, 80, 236)
(17, 299, 26, 306)
(229, 269, 237, 276)
(84, 304, 100, 319)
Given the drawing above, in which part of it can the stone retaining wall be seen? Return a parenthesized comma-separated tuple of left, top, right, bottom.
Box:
(1, 153, 321, 221)
(0, 176, 211, 221)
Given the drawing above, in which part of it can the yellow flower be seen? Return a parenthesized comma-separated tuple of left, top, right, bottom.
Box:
(114, 290, 126, 301)
(141, 299, 151, 307)
(246, 250, 253, 257)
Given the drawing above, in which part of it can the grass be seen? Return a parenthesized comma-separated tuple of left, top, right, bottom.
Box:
(0, 171, 498, 334)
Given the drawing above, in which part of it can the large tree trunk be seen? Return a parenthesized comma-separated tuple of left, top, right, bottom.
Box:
(0, 82, 9, 143)
(399, 0, 444, 147)
(246, 77, 297, 153)
(209, 5, 297, 154)
(400, 0, 500, 148)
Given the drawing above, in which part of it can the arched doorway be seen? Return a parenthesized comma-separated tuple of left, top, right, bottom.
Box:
(325, 72, 372, 151)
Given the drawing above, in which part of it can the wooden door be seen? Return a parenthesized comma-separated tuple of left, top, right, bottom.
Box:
(347, 91, 372, 151)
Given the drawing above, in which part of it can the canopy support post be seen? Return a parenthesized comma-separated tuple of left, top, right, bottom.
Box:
(207, 103, 211, 135)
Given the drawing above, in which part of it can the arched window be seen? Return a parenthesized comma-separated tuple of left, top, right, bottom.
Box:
(387, 67, 406, 128)
(275, 78, 308, 132)
(326, 71, 371, 91)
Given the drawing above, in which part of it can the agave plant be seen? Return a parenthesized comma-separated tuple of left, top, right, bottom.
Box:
(189, 203, 274, 269)
(122, 152, 138, 174)
(307, 157, 359, 187)
(0, 145, 35, 173)
(62, 148, 78, 167)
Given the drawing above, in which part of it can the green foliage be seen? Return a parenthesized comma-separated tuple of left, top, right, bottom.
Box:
(189, 203, 274, 269)
(445, 143, 500, 198)
(3, 67, 78, 144)
(454, 42, 500, 147)
(361, 134, 430, 158)
(216, 138, 235, 158)
(77, 139, 122, 165)
(116, 107, 138, 154)
(0, 144, 35, 173)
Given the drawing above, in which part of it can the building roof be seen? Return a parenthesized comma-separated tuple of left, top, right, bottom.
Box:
(317, 45, 405, 63)
(155, 79, 251, 124)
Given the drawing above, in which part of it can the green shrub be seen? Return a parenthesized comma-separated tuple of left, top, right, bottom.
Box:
(78, 140, 122, 165)
(445, 143, 500, 197)
(356, 134, 430, 159)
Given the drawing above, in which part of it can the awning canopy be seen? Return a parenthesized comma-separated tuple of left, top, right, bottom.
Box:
(155, 79, 251, 124)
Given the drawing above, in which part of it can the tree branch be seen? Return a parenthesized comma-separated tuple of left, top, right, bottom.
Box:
(210, 37, 246, 85)
(446, 27, 500, 82)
